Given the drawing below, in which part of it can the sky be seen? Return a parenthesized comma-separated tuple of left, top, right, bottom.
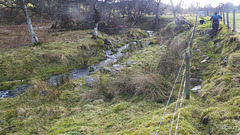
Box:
(162, 0, 240, 8)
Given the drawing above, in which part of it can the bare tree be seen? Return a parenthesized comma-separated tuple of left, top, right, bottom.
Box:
(22, 0, 39, 44)
(170, 0, 182, 29)
(155, 0, 162, 24)
(93, 0, 99, 39)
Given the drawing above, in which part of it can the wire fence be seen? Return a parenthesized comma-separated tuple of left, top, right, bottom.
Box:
(221, 9, 240, 32)
(156, 16, 197, 135)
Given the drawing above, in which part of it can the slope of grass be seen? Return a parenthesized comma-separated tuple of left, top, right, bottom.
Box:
(0, 27, 148, 91)
(0, 17, 239, 135)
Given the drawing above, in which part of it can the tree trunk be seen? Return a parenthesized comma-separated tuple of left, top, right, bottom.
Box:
(39, 11, 42, 23)
(170, 0, 182, 29)
(93, 0, 99, 39)
(22, 0, 40, 45)
(155, 0, 160, 24)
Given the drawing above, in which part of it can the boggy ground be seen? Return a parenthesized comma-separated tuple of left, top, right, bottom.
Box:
(0, 16, 239, 135)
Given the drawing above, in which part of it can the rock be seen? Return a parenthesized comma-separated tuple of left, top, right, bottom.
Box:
(199, 79, 203, 84)
(105, 50, 113, 56)
(114, 67, 121, 71)
(154, 61, 158, 63)
(132, 42, 137, 45)
(102, 67, 112, 73)
(202, 55, 208, 58)
(201, 59, 208, 63)
(190, 78, 198, 83)
(146, 30, 154, 37)
(113, 64, 120, 68)
(196, 68, 201, 71)
(191, 85, 201, 92)
(142, 41, 150, 48)
(201, 56, 210, 63)
(197, 49, 201, 53)
(205, 57, 210, 60)
(126, 61, 131, 66)
(132, 62, 138, 65)
(47, 74, 67, 86)
(85, 77, 100, 87)
(112, 64, 121, 71)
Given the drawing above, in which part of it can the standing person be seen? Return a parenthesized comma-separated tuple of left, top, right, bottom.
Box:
(210, 12, 222, 37)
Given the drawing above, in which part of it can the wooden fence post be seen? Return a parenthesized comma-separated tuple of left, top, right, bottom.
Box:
(223, 11, 225, 24)
(189, 16, 197, 51)
(185, 52, 190, 100)
(227, 10, 229, 29)
(233, 8, 236, 31)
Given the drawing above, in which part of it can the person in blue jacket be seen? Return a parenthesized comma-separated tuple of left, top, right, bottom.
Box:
(210, 12, 222, 36)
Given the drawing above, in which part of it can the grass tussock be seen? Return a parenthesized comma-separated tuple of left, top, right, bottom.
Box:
(158, 46, 182, 81)
(110, 71, 171, 102)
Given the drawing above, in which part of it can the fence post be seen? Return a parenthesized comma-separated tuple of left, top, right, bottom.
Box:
(223, 11, 225, 24)
(189, 16, 197, 52)
(185, 52, 190, 100)
(227, 10, 229, 29)
(233, 8, 236, 31)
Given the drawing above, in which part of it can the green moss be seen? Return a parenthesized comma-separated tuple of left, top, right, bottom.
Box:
(95, 39, 105, 46)
(127, 29, 148, 39)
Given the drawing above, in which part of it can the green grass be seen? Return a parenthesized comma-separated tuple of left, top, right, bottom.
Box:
(0, 28, 148, 91)
(0, 17, 240, 135)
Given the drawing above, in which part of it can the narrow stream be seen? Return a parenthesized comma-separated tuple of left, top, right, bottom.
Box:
(47, 43, 129, 86)
(0, 30, 153, 99)
(0, 44, 130, 99)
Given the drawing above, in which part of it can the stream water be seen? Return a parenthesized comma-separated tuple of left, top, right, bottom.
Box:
(0, 30, 154, 99)
(0, 44, 130, 99)
(47, 43, 130, 86)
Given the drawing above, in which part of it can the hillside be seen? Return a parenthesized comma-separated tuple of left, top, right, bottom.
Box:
(0, 17, 239, 135)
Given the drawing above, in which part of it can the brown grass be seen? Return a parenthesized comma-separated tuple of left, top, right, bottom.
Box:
(111, 71, 171, 102)
(0, 22, 53, 50)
